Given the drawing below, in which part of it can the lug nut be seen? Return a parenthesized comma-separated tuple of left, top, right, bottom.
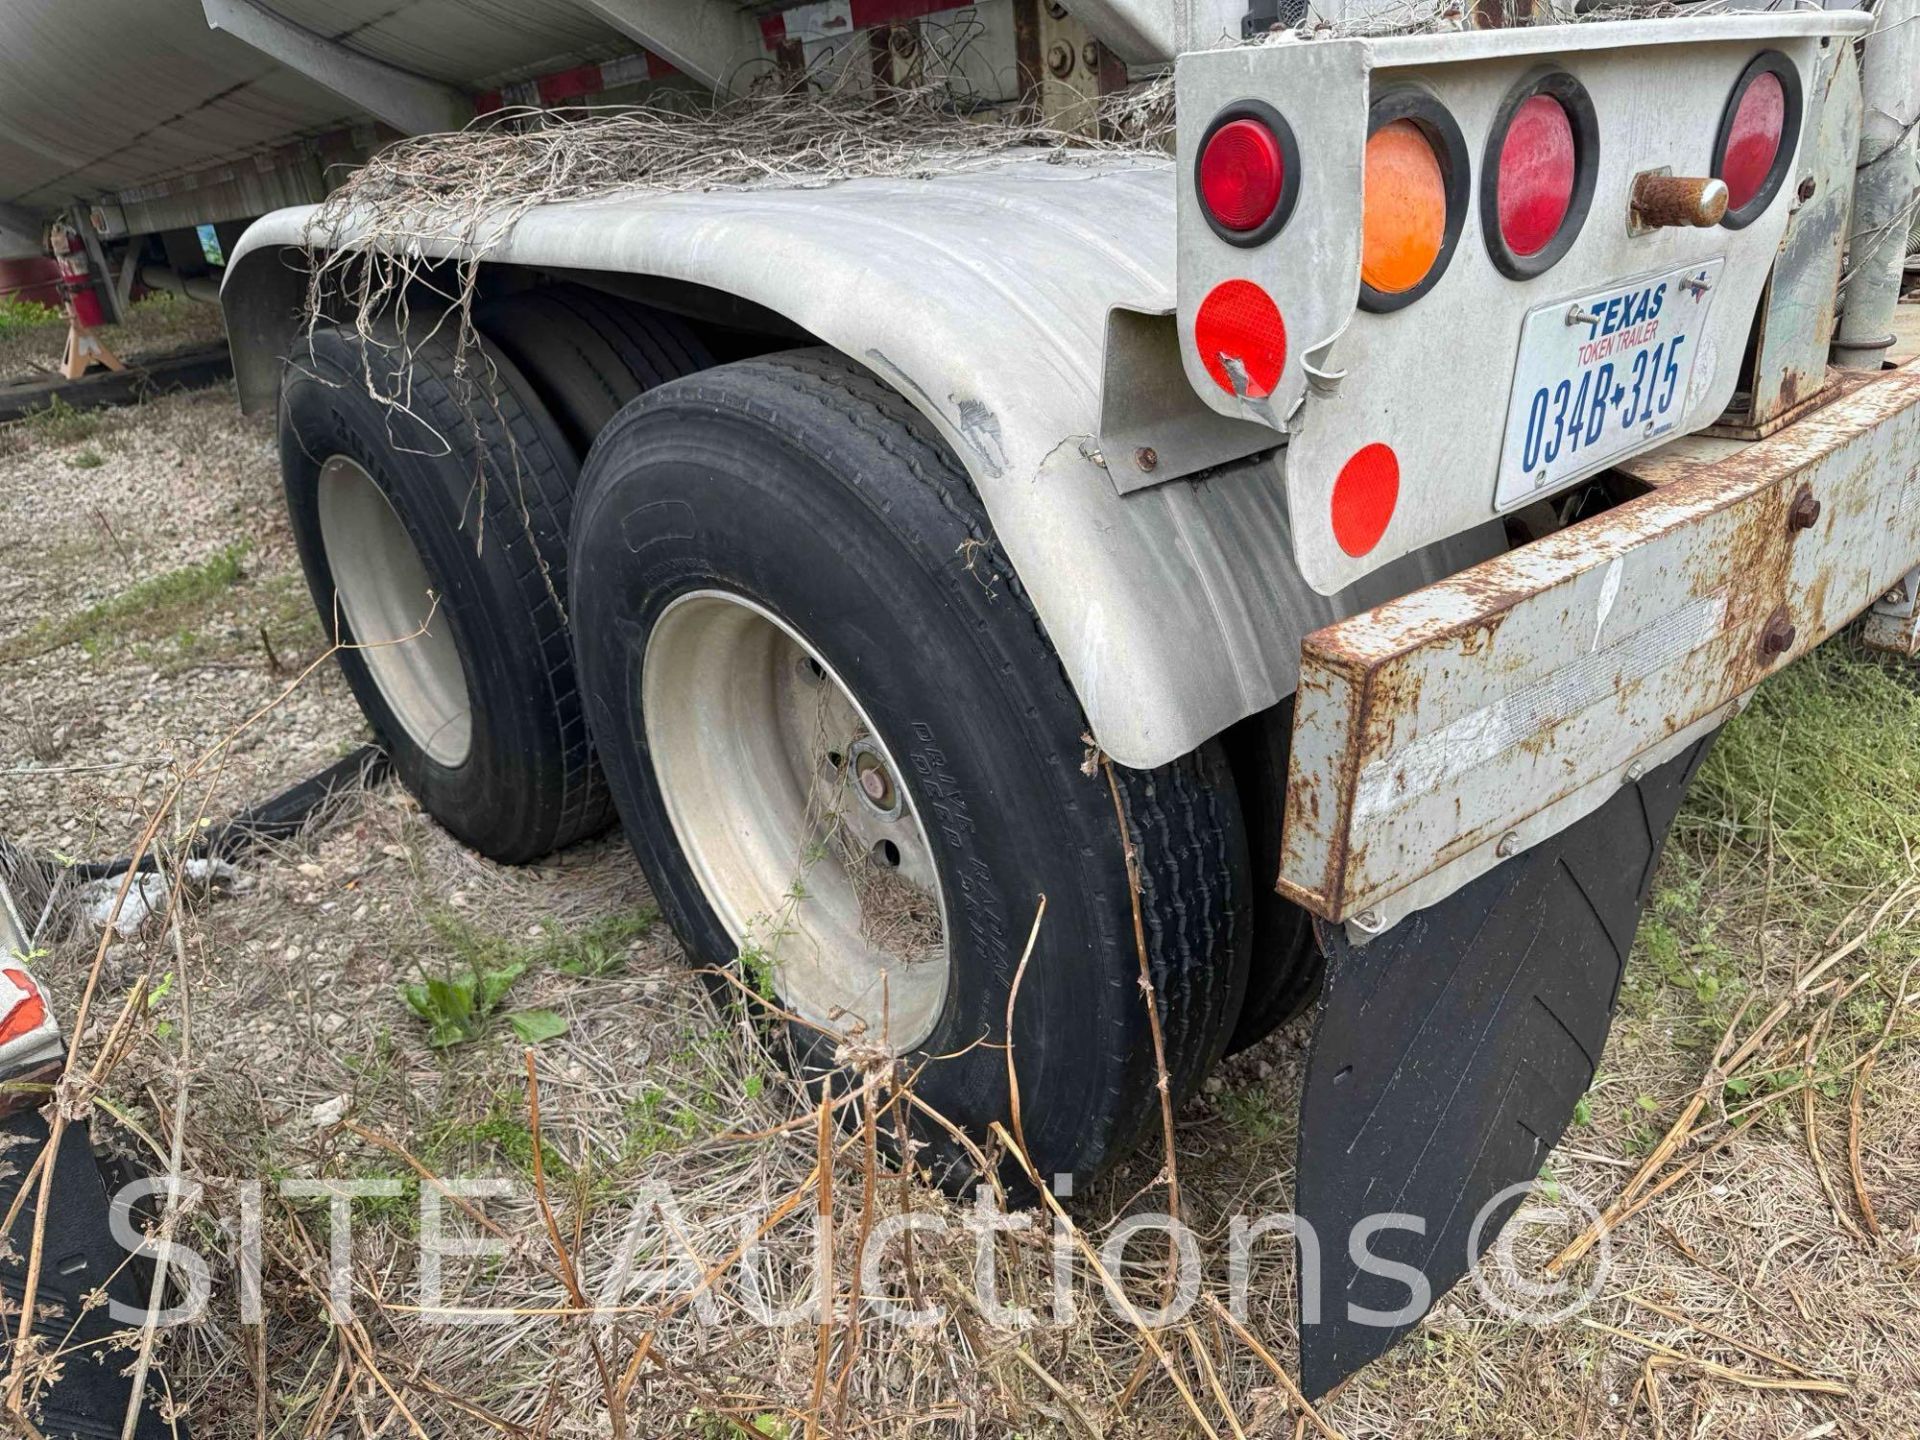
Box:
(1046, 40, 1074, 77)
(1787, 484, 1821, 532)
(1495, 831, 1520, 858)
(1134, 446, 1159, 472)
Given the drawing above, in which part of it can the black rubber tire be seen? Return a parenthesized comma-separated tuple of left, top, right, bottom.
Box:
(1221, 698, 1326, 1051)
(280, 319, 610, 863)
(570, 348, 1252, 1188)
(473, 284, 712, 457)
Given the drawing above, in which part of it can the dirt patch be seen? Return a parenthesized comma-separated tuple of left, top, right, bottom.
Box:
(0, 388, 1915, 1439)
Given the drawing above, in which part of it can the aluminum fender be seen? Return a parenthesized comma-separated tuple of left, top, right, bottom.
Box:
(223, 156, 1494, 768)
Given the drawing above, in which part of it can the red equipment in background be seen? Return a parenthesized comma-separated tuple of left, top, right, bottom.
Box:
(48, 221, 123, 378)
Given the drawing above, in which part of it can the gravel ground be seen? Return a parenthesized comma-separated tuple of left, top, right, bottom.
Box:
(1, 383, 1915, 1440)
(0, 384, 362, 858)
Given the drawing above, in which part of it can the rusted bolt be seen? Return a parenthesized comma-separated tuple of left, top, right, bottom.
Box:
(1134, 446, 1159, 473)
(1082, 40, 1101, 70)
(1631, 173, 1729, 230)
(1758, 607, 1798, 662)
(1796, 176, 1816, 203)
(1786, 484, 1822, 533)
(1495, 831, 1520, 858)
(1046, 40, 1074, 77)
(1888, 582, 1912, 607)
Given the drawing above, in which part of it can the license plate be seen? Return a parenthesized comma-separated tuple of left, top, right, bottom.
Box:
(1495, 258, 1724, 511)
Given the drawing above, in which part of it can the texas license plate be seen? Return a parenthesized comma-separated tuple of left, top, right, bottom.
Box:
(1495, 258, 1724, 510)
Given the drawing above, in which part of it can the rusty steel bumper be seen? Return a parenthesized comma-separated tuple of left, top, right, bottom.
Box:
(1280, 360, 1920, 933)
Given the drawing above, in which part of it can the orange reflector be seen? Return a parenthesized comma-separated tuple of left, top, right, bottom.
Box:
(0, 968, 46, 1045)
(1194, 279, 1287, 399)
(1361, 121, 1447, 295)
(1331, 443, 1399, 557)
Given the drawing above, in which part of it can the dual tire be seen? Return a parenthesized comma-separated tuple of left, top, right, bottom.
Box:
(282, 312, 1270, 1183)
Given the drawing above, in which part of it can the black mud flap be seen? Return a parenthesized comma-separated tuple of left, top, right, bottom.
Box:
(0, 1113, 177, 1439)
(1294, 733, 1717, 1399)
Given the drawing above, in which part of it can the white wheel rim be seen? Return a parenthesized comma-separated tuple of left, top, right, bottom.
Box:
(315, 455, 473, 767)
(643, 590, 951, 1052)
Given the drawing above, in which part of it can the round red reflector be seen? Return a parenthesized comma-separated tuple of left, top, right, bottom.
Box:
(1721, 70, 1785, 212)
(1199, 119, 1286, 233)
(1194, 280, 1287, 399)
(1331, 443, 1399, 557)
(1496, 94, 1576, 258)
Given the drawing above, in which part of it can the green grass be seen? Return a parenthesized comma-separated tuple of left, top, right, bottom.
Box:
(1682, 640, 1920, 903)
(427, 907, 656, 980)
(0, 296, 60, 340)
(1624, 636, 1920, 1048)
(398, 907, 657, 1049)
(17, 395, 102, 446)
(0, 541, 249, 663)
(425, 1096, 572, 1181)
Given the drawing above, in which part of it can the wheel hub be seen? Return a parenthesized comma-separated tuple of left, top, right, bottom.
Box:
(642, 591, 950, 1051)
(314, 455, 472, 767)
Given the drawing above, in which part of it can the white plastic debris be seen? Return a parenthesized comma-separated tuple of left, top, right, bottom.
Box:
(79, 858, 240, 936)
(309, 1094, 350, 1128)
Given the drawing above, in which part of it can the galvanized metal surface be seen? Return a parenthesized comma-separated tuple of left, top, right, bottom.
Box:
(0, 0, 631, 219)
(1280, 357, 1920, 931)
(199, 0, 471, 136)
(1175, 12, 1871, 595)
(568, 0, 762, 95)
(1098, 305, 1280, 491)
(1862, 565, 1920, 654)
(224, 156, 1500, 771)
(1833, 0, 1920, 365)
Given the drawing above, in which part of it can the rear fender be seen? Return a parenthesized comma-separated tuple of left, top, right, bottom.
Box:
(222, 161, 1498, 770)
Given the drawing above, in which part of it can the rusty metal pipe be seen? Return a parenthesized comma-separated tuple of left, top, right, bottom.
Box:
(1632, 173, 1729, 229)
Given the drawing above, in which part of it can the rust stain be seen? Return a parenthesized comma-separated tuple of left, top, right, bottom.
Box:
(1290, 358, 1920, 922)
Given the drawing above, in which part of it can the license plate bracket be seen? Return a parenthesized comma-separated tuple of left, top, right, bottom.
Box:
(1495, 258, 1724, 510)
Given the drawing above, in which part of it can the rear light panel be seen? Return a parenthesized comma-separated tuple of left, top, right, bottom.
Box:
(1175, 12, 1863, 594)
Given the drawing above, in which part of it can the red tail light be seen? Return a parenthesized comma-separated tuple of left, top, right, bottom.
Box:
(1201, 121, 1283, 230)
(1195, 102, 1300, 246)
(1714, 53, 1801, 228)
(1481, 73, 1597, 279)
(1497, 97, 1575, 256)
